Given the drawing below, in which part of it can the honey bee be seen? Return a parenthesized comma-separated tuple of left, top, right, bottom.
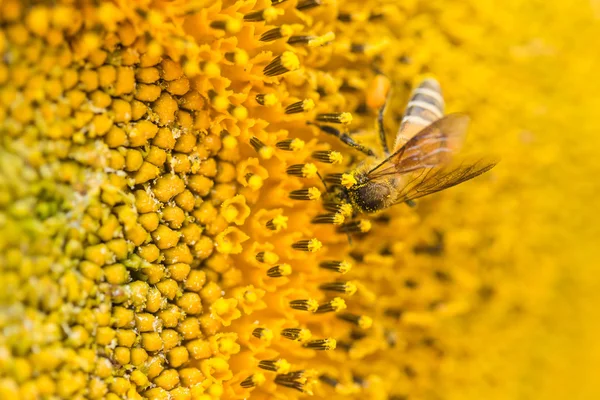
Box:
(329, 77, 497, 214)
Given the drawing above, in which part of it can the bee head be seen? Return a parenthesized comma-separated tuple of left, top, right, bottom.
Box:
(347, 180, 392, 213)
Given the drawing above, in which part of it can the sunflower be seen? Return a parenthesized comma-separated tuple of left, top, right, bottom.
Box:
(1, 0, 599, 399)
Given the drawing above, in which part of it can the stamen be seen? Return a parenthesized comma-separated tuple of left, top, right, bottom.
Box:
(256, 93, 278, 106)
(291, 239, 322, 252)
(319, 260, 352, 274)
(286, 163, 318, 178)
(274, 371, 309, 393)
(350, 43, 366, 54)
(311, 213, 345, 225)
(289, 188, 321, 201)
(285, 99, 315, 114)
(341, 173, 357, 188)
(296, 0, 322, 11)
(265, 215, 288, 231)
(337, 313, 373, 329)
(258, 359, 291, 373)
(224, 49, 249, 65)
(276, 138, 305, 151)
(249, 136, 274, 159)
(252, 327, 274, 340)
(311, 150, 343, 164)
(281, 327, 312, 341)
(337, 219, 372, 234)
(315, 112, 353, 125)
(267, 264, 292, 277)
(288, 32, 335, 47)
(323, 173, 343, 185)
(319, 281, 357, 295)
(303, 338, 336, 350)
(315, 297, 346, 313)
(240, 373, 266, 388)
(289, 299, 319, 312)
(255, 251, 279, 264)
(319, 374, 339, 387)
(264, 52, 300, 77)
(209, 19, 242, 33)
(244, 7, 283, 22)
(323, 200, 354, 217)
(260, 25, 295, 42)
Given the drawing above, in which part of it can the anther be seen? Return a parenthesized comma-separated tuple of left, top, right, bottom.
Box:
(319, 281, 357, 295)
(337, 220, 372, 234)
(266, 215, 288, 231)
(323, 173, 343, 185)
(311, 150, 343, 164)
(260, 25, 294, 42)
(224, 49, 249, 65)
(256, 93, 278, 106)
(319, 260, 352, 274)
(291, 239, 322, 252)
(289, 299, 319, 312)
(303, 338, 336, 350)
(267, 264, 292, 277)
(264, 52, 300, 76)
(255, 251, 278, 264)
(315, 112, 353, 125)
(258, 359, 291, 373)
(209, 19, 242, 33)
(281, 328, 312, 341)
(296, 0, 322, 11)
(285, 99, 315, 114)
(252, 327, 273, 340)
(319, 374, 339, 387)
(274, 371, 308, 393)
(286, 163, 318, 178)
(241, 373, 266, 388)
(288, 32, 335, 47)
(311, 213, 345, 225)
(315, 297, 346, 313)
(337, 313, 373, 329)
(244, 7, 283, 22)
(289, 187, 321, 201)
(322, 202, 354, 218)
(350, 43, 366, 54)
(340, 173, 357, 189)
(249, 136, 273, 159)
(276, 138, 305, 151)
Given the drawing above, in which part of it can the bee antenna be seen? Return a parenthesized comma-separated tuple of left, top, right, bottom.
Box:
(316, 171, 329, 191)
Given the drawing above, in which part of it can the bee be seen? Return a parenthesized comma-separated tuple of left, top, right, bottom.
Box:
(328, 77, 497, 214)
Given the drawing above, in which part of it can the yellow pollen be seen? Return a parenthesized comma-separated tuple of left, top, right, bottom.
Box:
(341, 173, 357, 189)
(232, 106, 248, 121)
(262, 93, 278, 106)
(307, 187, 321, 200)
(222, 135, 238, 150)
(271, 214, 289, 231)
(302, 163, 318, 178)
(253, 372, 266, 386)
(339, 204, 354, 218)
(329, 151, 343, 164)
(307, 238, 322, 252)
(331, 297, 347, 312)
(275, 359, 291, 374)
(263, 7, 284, 22)
(225, 19, 242, 33)
(308, 32, 336, 47)
(261, 251, 279, 265)
(359, 220, 372, 233)
(203, 61, 221, 78)
(339, 112, 353, 125)
(258, 146, 274, 160)
(247, 175, 264, 191)
(280, 51, 300, 71)
(358, 316, 373, 330)
(212, 95, 229, 112)
(333, 213, 346, 225)
(345, 281, 358, 295)
(303, 98, 316, 111)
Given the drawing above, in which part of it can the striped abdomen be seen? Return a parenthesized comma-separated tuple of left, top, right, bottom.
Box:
(394, 78, 445, 151)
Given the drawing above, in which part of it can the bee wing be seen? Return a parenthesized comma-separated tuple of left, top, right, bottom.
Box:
(367, 113, 470, 180)
(392, 160, 497, 204)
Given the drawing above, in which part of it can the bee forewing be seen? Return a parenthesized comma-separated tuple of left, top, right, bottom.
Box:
(394, 78, 445, 151)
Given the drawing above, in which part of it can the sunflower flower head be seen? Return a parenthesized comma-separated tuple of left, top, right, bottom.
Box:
(2, 0, 599, 399)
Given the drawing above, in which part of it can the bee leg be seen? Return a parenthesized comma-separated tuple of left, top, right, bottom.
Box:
(377, 92, 391, 156)
(307, 122, 375, 157)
